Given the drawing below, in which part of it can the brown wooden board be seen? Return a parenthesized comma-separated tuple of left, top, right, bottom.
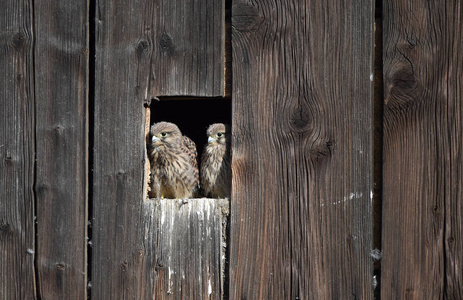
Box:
(0, 1, 36, 298)
(92, 1, 149, 297)
(92, 0, 226, 298)
(381, 0, 463, 298)
(33, 0, 89, 298)
(145, 0, 224, 97)
(230, 1, 374, 298)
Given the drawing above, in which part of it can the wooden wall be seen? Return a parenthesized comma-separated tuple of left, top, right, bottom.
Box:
(0, 1, 36, 298)
(1, 0, 462, 299)
(230, 0, 374, 298)
(91, 0, 225, 298)
(381, 0, 463, 298)
(1, 0, 89, 299)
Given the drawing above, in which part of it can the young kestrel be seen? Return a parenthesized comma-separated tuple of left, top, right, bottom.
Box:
(148, 122, 199, 199)
(200, 123, 231, 198)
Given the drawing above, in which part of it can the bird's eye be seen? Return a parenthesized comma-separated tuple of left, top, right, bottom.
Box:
(217, 132, 223, 137)
(161, 132, 167, 137)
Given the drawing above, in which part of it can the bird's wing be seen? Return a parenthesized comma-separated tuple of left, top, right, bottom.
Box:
(181, 136, 199, 183)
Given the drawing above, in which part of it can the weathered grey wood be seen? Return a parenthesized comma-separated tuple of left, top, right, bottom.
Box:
(92, 0, 225, 298)
(0, 1, 36, 298)
(230, 1, 374, 298)
(92, 2, 147, 298)
(146, 0, 225, 97)
(33, 0, 89, 298)
(381, 0, 463, 298)
(143, 199, 228, 299)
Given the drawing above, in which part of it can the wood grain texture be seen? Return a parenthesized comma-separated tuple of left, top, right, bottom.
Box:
(33, 0, 89, 298)
(0, 1, 36, 298)
(381, 0, 463, 298)
(230, 1, 374, 298)
(92, 1, 148, 298)
(143, 199, 228, 299)
(92, 0, 226, 298)
(144, 0, 224, 97)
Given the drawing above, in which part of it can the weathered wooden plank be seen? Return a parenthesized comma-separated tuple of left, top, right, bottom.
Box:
(92, 0, 225, 298)
(230, 1, 374, 298)
(146, 0, 224, 97)
(92, 1, 148, 298)
(0, 1, 36, 298)
(143, 199, 228, 299)
(381, 0, 463, 298)
(33, 0, 89, 298)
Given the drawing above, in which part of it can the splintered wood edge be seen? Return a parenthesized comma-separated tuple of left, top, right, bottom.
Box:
(144, 107, 151, 201)
(146, 197, 230, 215)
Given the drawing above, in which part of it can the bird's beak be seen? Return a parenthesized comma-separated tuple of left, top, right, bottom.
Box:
(208, 136, 216, 144)
(152, 136, 160, 142)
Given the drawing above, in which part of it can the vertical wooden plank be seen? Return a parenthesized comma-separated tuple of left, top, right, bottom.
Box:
(148, 0, 224, 97)
(33, 0, 89, 298)
(92, 1, 147, 297)
(230, 0, 374, 298)
(0, 1, 36, 298)
(92, 0, 225, 298)
(382, 0, 463, 298)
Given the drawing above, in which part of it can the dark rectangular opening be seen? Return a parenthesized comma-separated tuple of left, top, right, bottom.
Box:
(149, 97, 232, 159)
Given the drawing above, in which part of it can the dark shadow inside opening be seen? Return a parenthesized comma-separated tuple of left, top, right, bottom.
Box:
(149, 97, 232, 157)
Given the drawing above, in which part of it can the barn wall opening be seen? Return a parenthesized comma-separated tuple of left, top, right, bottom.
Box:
(143, 97, 232, 296)
(144, 97, 232, 200)
(150, 97, 231, 156)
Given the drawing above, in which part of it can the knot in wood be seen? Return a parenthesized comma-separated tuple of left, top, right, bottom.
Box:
(35, 184, 49, 199)
(0, 221, 12, 236)
(232, 3, 263, 32)
(5, 152, 13, 161)
(116, 170, 127, 178)
(54, 125, 65, 134)
(392, 67, 416, 91)
(155, 259, 165, 271)
(385, 60, 420, 111)
(120, 261, 129, 272)
(290, 107, 310, 130)
(310, 141, 332, 159)
(159, 33, 174, 53)
(137, 39, 149, 57)
(12, 32, 25, 49)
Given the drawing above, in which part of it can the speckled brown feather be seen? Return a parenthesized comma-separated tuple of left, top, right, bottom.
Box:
(200, 123, 231, 198)
(181, 135, 200, 185)
(148, 122, 199, 199)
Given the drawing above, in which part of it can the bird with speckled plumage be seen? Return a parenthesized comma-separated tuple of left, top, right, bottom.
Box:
(200, 123, 231, 198)
(148, 122, 199, 199)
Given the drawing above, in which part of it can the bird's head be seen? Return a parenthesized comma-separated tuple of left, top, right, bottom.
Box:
(149, 122, 182, 148)
(206, 123, 230, 146)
